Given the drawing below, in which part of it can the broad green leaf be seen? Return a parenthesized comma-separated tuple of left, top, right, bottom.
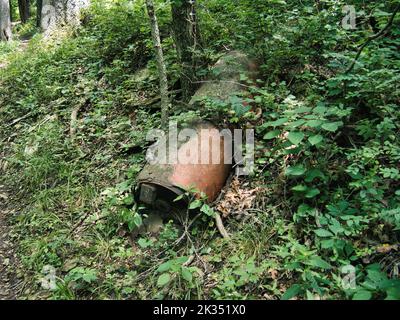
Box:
(282, 284, 302, 300)
(305, 169, 325, 182)
(288, 131, 305, 145)
(189, 200, 202, 210)
(82, 270, 98, 283)
(266, 118, 288, 127)
(308, 134, 323, 146)
(352, 290, 372, 300)
(123, 195, 135, 205)
(313, 105, 327, 114)
(287, 119, 305, 128)
(315, 229, 334, 238)
(201, 204, 215, 217)
(157, 273, 171, 287)
(263, 130, 281, 140)
(285, 165, 306, 176)
(181, 267, 193, 282)
(292, 106, 312, 114)
(307, 256, 332, 269)
(157, 261, 173, 273)
(305, 188, 320, 198)
(306, 120, 323, 128)
(138, 237, 154, 248)
(292, 185, 308, 192)
(322, 122, 343, 132)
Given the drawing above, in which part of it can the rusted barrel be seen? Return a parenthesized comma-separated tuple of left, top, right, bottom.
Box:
(136, 121, 232, 207)
(136, 51, 257, 209)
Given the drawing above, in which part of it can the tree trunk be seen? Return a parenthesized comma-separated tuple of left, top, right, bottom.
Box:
(171, 0, 202, 102)
(0, 0, 12, 41)
(40, 0, 90, 33)
(18, 0, 30, 23)
(146, 0, 169, 128)
(36, 0, 42, 27)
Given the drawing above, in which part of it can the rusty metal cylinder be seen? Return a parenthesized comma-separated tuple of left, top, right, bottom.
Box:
(137, 121, 232, 206)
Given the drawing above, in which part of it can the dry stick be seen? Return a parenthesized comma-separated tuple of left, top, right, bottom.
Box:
(5, 112, 32, 128)
(70, 103, 84, 138)
(346, 3, 400, 74)
(146, 0, 169, 129)
(215, 212, 230, 239)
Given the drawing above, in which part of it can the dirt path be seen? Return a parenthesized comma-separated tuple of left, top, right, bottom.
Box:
(0, 186, 18, 300)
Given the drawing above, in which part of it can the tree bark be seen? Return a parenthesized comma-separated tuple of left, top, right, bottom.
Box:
(36, 0, 42, 27)
(171, 0, 202, 102)
(40, 0, 90, 33)
(0, 0, 12, 41)
(18, 0, 30, 23)
(146, 0, 169, 128)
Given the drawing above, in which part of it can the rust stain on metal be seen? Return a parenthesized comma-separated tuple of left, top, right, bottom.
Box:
(137, 122, 231, 204)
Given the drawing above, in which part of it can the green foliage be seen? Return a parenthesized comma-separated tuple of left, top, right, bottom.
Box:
(0, 0, 399, 300)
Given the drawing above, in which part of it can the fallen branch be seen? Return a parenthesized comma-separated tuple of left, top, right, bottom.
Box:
(215, 212, 230, 239)
(346, 3, 400, 74)
(70, 99, 89, 138)
(6, 112, 33, 128)
(70, 105, 82, 138)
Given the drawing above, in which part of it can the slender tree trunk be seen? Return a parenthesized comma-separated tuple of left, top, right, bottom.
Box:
(0, 0, 12, 41)
(171, 0, 202, 102)
(146, 0, 169, 128)
(36, 0, 42, 27)
(18, 0, 30, 23)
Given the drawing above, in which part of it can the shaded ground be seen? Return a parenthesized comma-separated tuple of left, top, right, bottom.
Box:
(0, 186, 18, 300)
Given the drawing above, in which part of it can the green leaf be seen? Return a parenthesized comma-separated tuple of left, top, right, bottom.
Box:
(285, 165, 306, 176)
(308, 134, 323, 146)
(322, 122, 343, 132)
(263, 130, 281, 140)
(288, 131, 305, 145)
(181, 267, 193, 282)
(138, 238, 153, 249)
(123, 195, 135, 205)
(189, 200, 202, 210)
(307, 256, 332, 269)
(282, 284, 302, 300)
(157, 273, 171, 287)
(292, 185, 308, 192)
(287, 119, 305, 128)
(353, 290, 372, 300)
(157, 261, 173, 273)
(305, 188, 320, 198)
(200, 204, 215, 217)
(306, 120, 323, 128)
(268, 118, 288, 127)
(305, 169, 325, 182)
(313, 105, 327, 114)
(315, 229, 334, 238)
(82, 270, 98, 283)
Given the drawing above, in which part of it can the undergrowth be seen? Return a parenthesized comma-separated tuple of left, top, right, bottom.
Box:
(0, 0, 399, 300)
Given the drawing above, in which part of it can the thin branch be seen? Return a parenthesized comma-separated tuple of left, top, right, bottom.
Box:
(215, 212, 230, 239)
(145, 0, 169, 128)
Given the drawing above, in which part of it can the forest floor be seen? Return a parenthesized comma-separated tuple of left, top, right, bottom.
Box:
(0, 37, 30, 299)
(0, 186, 18, 300)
